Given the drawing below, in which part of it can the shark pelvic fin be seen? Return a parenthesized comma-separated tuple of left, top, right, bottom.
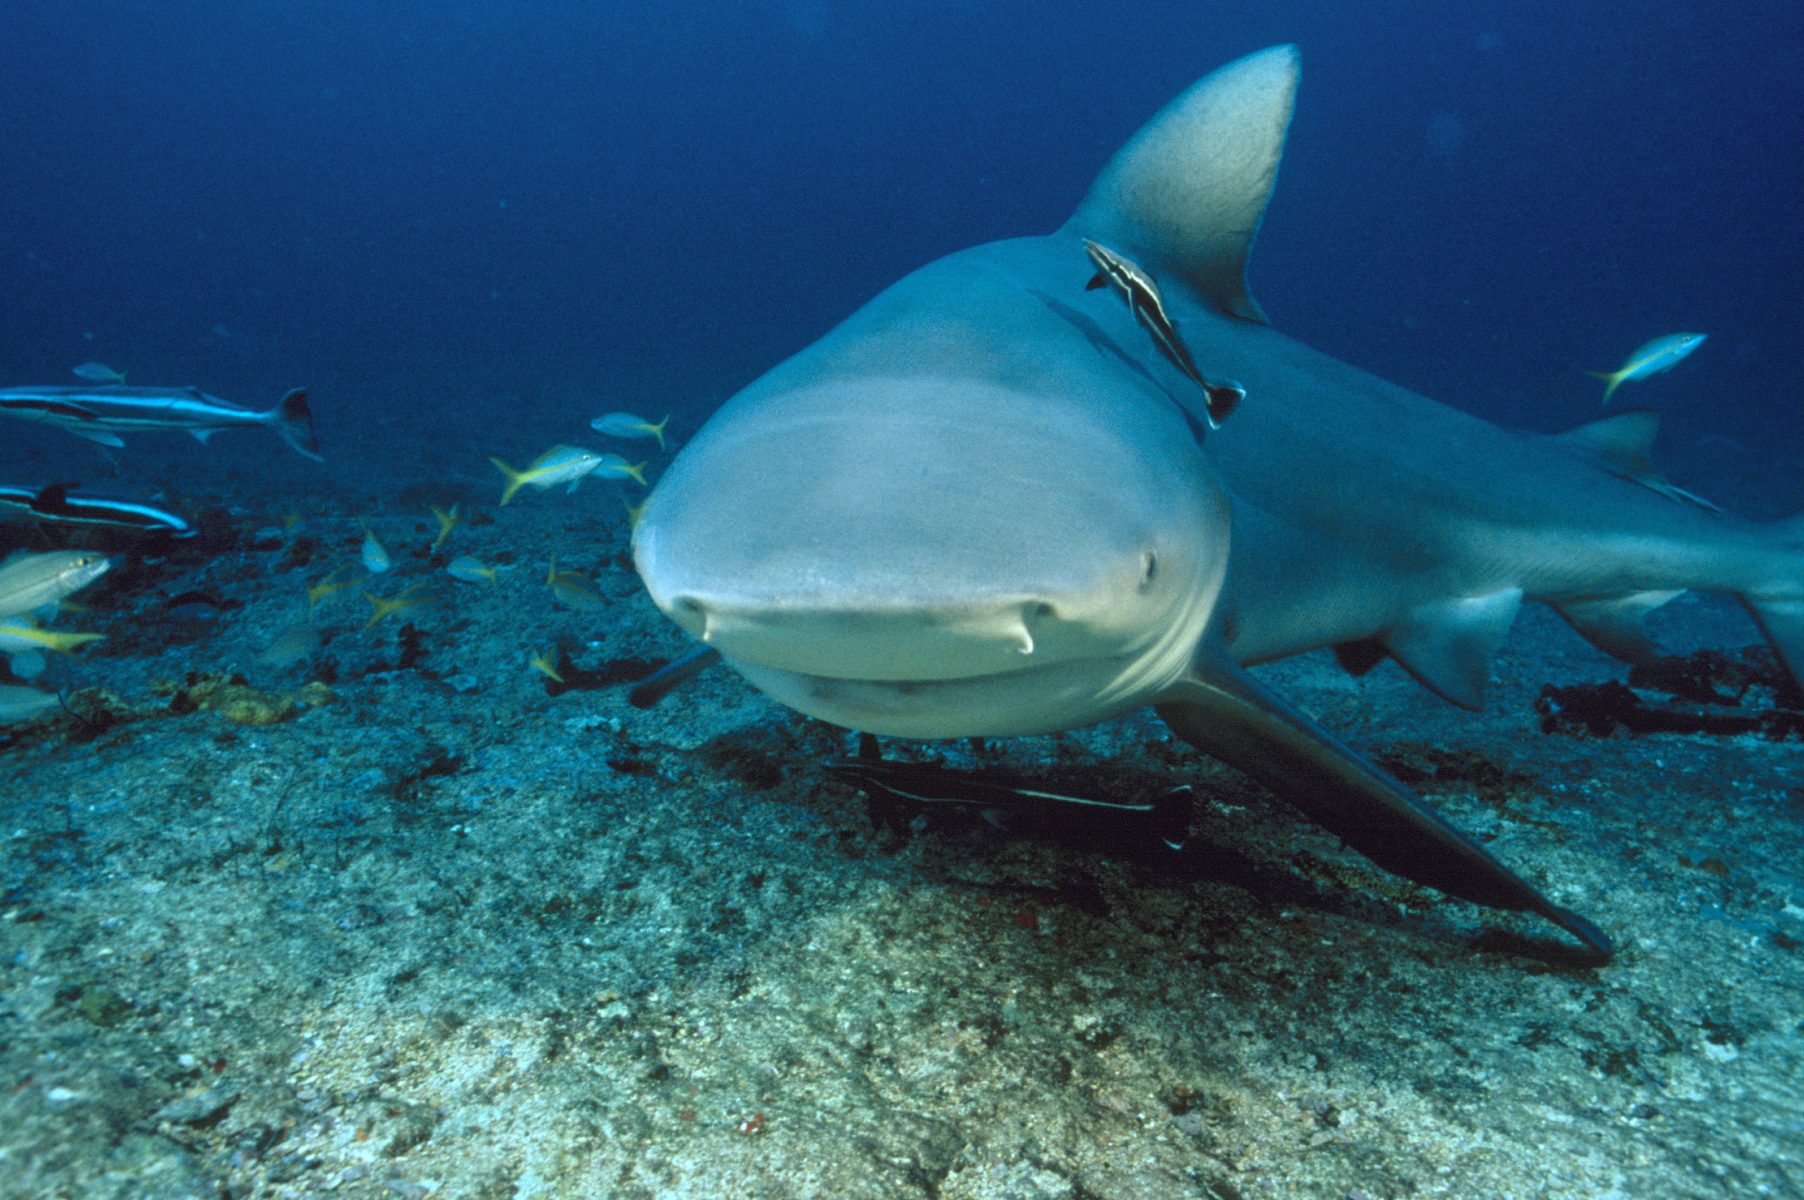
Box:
(1383, 589, 1523, 710)
(1065, 45, 1298, 325)
(1551, 590, 1682, 665)
(1156, 642, 1611, 961)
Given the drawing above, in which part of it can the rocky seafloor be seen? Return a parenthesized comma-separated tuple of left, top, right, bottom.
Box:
(2, 475, 1800, 1200)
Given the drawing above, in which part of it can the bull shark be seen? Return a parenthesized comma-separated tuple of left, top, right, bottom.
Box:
(631, 46, 1803, 962)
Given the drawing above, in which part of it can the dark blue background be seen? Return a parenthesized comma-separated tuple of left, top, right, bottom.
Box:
(2, 1, 1799, 511)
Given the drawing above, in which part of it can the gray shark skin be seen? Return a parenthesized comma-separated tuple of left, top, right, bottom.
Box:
(633, 46, 1804, 963)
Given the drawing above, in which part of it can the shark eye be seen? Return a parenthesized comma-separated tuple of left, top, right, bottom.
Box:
(1139, 551, 1159, 589)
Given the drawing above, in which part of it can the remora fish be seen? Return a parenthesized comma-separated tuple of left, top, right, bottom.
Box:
(0, 385, 320, 460)
(631, 47, 1804, 962)
(1084, 238, 1244, 428)
(1588, 333, 1706, 404)
(0, 483, 194, 538)
(827, 739, 1193, 851)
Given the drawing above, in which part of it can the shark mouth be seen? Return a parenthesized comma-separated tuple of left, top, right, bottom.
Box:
(662, 591, 1141, 685)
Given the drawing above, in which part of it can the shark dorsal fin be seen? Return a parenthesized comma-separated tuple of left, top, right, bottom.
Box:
(1555, 409, 1726, 514)
(1556, 409, 1661, 472)
(1065, 44, 1298, 325)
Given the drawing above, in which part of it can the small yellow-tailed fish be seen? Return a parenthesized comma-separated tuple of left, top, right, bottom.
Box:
(360, 522, 391, 573)
(0, 619, 104, 656)
(447, 555, 498, 584)
(596, 454, 648, 487)
(430, 503, 461, 552)
(545, 558, 607, 612)
(0, 550, 111, 621)
(0, 617, 102, 680)
(257, 622, 321, 668)
(589, 412, 671, 451)
(306, 566, 359, 613)
(0, 684, 61, 725)
(362, 582, 434, 630)
(1588, 333, 1706, 405)
(528, 649, 564, 683)
(488, 446, 608, 506)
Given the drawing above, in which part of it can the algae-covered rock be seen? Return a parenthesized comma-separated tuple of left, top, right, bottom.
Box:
(151, 671, 332, 726)
(297, 680, 336, 707)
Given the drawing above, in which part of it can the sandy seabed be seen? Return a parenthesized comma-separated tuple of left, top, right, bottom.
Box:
(1, 485, 1799, 1200)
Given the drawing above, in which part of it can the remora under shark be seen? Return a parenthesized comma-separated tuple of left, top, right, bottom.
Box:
(632, 46, 1804, 961)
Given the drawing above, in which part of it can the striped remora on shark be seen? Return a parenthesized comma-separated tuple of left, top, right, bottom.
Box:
(1083, 237, 1243, 429)
(0, 385, 319, 460)
(630, 46, 1804, 962)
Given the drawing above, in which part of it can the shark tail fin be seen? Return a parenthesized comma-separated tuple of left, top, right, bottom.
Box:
(269, 389, 321, 461)
(489, 457, 527, 506)
(1741, 511, 1804, 695)
(1065, 45, 1298, 324)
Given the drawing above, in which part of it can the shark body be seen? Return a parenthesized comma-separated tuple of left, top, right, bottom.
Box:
(632, 47, 1803, 961)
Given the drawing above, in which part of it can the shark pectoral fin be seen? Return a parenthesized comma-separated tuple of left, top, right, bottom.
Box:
(1383, 589, 1523, 710)
(1065, 45, 1298, 324)
(1156, 647, 1611, 962)
(1552, 591, 1682, 665)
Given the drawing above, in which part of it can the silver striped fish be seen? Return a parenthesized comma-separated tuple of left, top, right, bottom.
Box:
(0, 483, 194, 538)
(0, 384, 319, 460)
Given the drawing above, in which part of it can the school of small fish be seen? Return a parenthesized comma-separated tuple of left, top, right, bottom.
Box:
(0, 380, 677, 719)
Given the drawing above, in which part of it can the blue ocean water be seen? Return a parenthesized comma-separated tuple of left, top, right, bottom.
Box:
(1, 1, 1799, 508)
